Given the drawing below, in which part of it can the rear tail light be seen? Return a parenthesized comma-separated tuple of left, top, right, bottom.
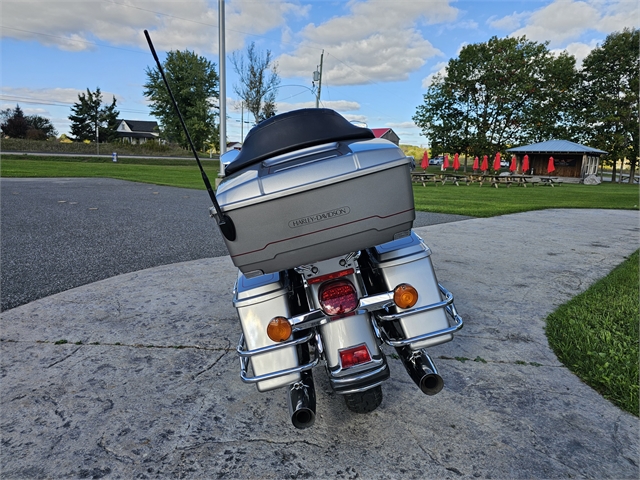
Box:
(318, 279, 358, 316)
(339, 344, 372, 369)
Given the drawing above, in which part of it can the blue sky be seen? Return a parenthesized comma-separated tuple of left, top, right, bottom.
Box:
(1, 0, 637, 146)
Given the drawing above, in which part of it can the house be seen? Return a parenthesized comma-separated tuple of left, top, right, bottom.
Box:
(371, 128, 400, 146)
(116, 120, 160, 144)
(507, 139, 607, 180)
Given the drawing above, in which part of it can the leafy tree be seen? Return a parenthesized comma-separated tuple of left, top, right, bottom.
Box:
(68, 88, 119, 142)
(579, 28, 639, 182)
(0, 105, 58, 139)
(144, 50, 219, 151)
(232, 42, 280, 124)
(1, 105, 29, 138)
(26, 114, 58, 139)
(413, 36, 579, 162)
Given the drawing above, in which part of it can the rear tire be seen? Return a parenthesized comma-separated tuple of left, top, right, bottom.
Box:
(344, 385, 383, 413)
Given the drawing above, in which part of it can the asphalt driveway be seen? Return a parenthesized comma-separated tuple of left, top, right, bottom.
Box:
(0, 178, 470, 311)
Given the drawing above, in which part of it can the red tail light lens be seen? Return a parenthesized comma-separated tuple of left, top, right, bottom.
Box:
(318, 279, 358, 316)
(339, 344, 372, 369)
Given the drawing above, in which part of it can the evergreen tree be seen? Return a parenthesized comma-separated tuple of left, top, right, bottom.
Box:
(1, 104, 29, 138)
(68, 88, 120, 142)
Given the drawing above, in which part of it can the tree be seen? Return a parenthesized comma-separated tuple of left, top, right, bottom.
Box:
(0, 105, 58, 139)
(413, 36, 580, 162)
(144, 50, 219, 151)
(1, 105, 29, 138)
(25, 114, 58, 139)
(68, 88, 119, 142)
(579, 28, 639, 183)
(232, 42, 280, 124)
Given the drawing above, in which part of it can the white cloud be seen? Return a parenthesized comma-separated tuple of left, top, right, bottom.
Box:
(553, 39, 600, 65)
(277, 0, 458, 86)
(387, 121, 417, 129)
(277, 99, 361, 113)
(0, 0, 301, 54)
(421, 62, 448, 89)
(0, 87, 119, 105)
(488, 11, 531, 30)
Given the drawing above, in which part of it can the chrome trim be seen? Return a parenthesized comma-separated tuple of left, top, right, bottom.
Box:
(335, 380, 385, 395)
(375, 284, 463, 348)
(239, 355, 319, 384)
(236, 331, 315, 357)
(330, 361, 388, 386)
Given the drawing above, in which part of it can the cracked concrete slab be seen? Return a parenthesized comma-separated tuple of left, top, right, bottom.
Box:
(1, 209, 639, 479)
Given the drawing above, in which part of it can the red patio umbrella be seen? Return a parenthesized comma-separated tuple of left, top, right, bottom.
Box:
(443, 154, 450, 170)
(547, 156, 556, 174)
(421, 150, 429, 170)
(481, 155, 489, 172)
(522, 154, 530, 173)
(453, 152, 460, 171)
(493, 152, 501, 171)
(509, 155, 517, 172)
(473, 156, 479, 171)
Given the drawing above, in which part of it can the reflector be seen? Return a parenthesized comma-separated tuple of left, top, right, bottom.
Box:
(394, 283, 419, 309)
(339, 344, 372, 369)
(266, 316, 292, 342)
(319, 279, 358, 315)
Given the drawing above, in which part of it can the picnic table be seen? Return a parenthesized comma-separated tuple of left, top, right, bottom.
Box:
(411, 172, 438, 186)
(539, 176, 560, 187)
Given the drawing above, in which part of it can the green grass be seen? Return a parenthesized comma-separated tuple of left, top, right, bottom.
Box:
(546, 250, 639, 416)
(1, 156, 219, 190)
(412, 181, 639, 216)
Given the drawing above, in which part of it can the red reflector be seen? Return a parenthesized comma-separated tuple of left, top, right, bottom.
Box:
(307, 268, 354, 285)
(340, 344, 372, 369)
(319, 279, 358, 315)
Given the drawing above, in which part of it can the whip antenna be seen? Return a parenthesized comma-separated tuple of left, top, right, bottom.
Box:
(144, 30, 236, 241)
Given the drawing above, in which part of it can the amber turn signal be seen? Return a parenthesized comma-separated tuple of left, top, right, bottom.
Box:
(267, 316, 292, 342)
(393, 283, 419, 309)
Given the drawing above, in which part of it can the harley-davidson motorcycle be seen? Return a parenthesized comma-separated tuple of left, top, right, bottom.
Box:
(145, 31, 462, 430)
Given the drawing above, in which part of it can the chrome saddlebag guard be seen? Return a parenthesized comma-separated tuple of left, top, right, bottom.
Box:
(369, 231, 463, 350)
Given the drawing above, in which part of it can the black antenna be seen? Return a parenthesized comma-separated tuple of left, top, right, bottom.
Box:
(144, 30, 236, 242)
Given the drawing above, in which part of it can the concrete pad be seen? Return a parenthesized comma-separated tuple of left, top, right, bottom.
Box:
(1, 209, 639, 479)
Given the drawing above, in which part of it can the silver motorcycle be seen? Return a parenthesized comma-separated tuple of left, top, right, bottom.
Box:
(144, 31, 462, 429)
(215, 108, 463, 429)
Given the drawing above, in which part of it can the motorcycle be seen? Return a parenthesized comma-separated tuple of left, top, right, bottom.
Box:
(215, 108, 463, 428)
(144, 32, 462, 430)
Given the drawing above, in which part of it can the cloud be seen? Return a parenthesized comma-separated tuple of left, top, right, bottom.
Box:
(553, 39, 600, 65)
(0, 0, 301, 54)
(421, 61, 448, 89)
(277, 99, 361, 113)
(0, 87, 119, 106)
(277, 0, 458, 86)
(488, 11, 531, 30)
(505, 0, 638, 47)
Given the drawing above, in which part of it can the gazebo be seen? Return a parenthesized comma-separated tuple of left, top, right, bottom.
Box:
(507, 140, 607, 179)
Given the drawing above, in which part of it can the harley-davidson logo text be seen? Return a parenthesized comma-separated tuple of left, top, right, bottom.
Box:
(288, 206, 351, 228)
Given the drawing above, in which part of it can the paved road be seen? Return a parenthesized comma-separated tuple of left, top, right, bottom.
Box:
(1, 178, 470, 311)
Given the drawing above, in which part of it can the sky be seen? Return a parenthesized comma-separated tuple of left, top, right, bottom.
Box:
(1, 0, 638, 147)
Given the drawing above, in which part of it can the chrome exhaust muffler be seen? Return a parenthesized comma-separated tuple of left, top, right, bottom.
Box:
(287, 370, 316, 429)
(396, 346, 444, 396)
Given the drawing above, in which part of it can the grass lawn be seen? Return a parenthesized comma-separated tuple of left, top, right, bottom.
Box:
(546, 250, 639, 416)
(1, 155, 220, 190)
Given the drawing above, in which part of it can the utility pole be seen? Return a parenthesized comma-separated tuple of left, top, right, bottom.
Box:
(313, 50, 324, 108)
(218, 0, 227, 176)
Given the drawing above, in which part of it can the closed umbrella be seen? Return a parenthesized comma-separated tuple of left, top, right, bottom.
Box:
(421, 150, 429, 170)
(453, 152, 460, 171)
(509, 155, 517, 172)
(493, 152, 501, 171)
(443, 154, 450, 170)
(481, 155, 489, 172)
(473, 156, 479, 171)
(522, 154, 530, 173)
(547, 156, 556, 174)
